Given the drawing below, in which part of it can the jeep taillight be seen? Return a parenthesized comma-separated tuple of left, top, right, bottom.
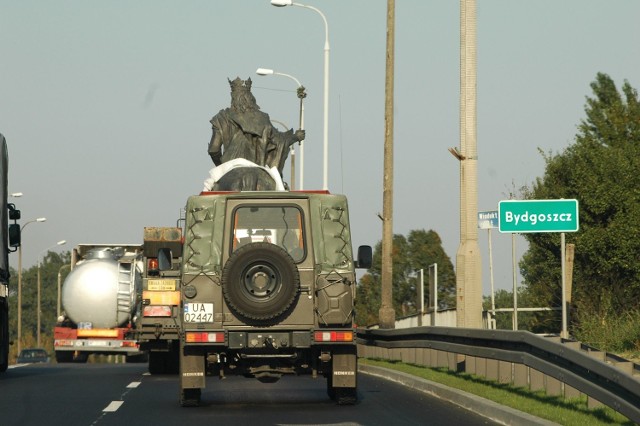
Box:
(314, 331, 354, 342)
(185, 332, 225, 343)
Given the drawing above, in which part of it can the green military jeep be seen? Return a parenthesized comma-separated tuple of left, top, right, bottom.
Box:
(177, 190, 371, 406)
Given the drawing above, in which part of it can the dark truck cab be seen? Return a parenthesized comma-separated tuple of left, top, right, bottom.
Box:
(138, 227, 183, 374)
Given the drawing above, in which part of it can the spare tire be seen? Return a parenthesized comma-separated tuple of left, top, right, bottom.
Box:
(222, 242, 299, 321)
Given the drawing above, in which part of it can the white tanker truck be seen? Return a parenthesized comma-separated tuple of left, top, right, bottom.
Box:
(54, 244, 145, 363)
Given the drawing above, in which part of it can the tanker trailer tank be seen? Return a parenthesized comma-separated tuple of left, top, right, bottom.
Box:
(54, 244, 144, 363)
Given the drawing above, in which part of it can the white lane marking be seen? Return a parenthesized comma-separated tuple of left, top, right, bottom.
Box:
(278, 424, 363, 426)
(103, 401, 124, 412)
(127, 381, 141, 388)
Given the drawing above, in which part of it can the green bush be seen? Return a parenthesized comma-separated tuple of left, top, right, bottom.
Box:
(573, 306, 640, 354)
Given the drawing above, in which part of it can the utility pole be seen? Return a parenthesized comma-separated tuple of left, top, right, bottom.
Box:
(379, 0, 396, 329)
(456, 0, 483, 329)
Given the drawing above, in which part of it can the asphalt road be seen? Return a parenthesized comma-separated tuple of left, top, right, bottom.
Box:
(1, 363, 497, 426)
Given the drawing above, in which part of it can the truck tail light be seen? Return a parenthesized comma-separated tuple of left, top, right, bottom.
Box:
(143, 305, 172, 317)
(77, 328, 120, 338)
(185, 332, 225, 343)
(314, 331, 354, 342)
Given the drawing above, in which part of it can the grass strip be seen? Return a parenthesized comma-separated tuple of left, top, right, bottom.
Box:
(360, 358, 634, 426)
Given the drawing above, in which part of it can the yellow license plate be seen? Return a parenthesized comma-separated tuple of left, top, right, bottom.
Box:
(148, 279, 177, 291)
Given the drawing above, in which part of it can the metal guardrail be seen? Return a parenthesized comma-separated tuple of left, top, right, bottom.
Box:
(356, 326, 640, 423)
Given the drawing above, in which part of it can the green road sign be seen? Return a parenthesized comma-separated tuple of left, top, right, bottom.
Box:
(498, 199, 579, 233)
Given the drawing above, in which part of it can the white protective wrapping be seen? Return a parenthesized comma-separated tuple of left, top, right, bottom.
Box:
(202, 158, 285, 192)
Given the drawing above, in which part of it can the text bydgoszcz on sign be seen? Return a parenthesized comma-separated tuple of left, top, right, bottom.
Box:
(498, 199, 579, 233)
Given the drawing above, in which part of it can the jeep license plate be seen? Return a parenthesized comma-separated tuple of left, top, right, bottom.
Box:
(184, 303, 214, 323)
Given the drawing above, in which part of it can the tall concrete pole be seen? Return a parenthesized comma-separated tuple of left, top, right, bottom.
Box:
(379, 0, 396, 329)
(456, 0, 483, 328)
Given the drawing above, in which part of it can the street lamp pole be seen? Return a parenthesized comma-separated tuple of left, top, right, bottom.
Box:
(271, 0, 329, 190)
(37, 239, 66, 347)
(256, 67, 306, 189)
(17, 217, 46, 352)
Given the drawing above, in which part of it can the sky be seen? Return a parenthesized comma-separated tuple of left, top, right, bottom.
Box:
(1, 1, 639, 298)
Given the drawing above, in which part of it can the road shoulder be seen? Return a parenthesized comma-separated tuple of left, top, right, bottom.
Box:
(359, 363, 559, 426)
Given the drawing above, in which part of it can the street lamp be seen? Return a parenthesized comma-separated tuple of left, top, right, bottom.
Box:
(37, 239, 66, 347)
(270, 0, 330, 190)
(256, 67, 306, 190)
(17, 217, 46, 352)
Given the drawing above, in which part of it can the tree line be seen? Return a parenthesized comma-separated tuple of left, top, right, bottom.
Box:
(356, 229, 456, 327)
(6, 251, 71, 361)
(520, 73, 640, 352)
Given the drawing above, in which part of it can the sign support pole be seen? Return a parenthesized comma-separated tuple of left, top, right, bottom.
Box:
(488, 228, 495, 328)
(561, 232, 567, 339)
(512, 233, 517, 330)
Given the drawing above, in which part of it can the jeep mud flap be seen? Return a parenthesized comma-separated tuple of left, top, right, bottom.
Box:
(327, 350, 358, 405)
(331, 352, 357, 388)
(180, 346, 206, 390)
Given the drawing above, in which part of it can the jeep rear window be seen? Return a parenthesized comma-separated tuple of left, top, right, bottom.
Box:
(231, 205, 305, 262)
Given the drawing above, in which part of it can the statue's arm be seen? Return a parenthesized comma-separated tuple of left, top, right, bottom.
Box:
(280, 128, 305, 147)
(208, 129, 223, 166)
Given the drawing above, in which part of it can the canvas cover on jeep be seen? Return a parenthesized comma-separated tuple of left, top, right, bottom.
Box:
(182, 195, 227, 278)
(181, 193, 355, 278)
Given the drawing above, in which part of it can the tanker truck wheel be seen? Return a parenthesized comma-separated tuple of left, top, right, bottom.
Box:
(222, 243, 299, 322)
(73, 352, 89, 363)
(55, 351, 73, 363)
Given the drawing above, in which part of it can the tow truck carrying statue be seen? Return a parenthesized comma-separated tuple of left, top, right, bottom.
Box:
(204, 77, 305, 191)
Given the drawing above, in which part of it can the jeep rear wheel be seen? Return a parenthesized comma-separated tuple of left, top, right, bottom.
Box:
(222, 242, 299, 321)
(327, 375, 357, 405)
(180, 388, 201, 407)
(336, 387, 357, 405)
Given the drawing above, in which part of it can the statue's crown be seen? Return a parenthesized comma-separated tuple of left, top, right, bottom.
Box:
(229, 77, 252, 92)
